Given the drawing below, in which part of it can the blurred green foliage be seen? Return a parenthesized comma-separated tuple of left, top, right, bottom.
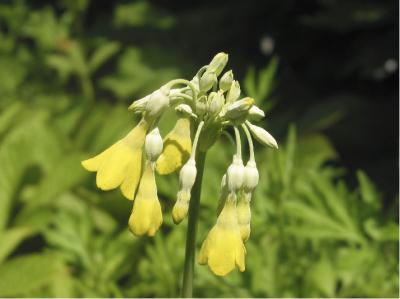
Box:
(0, 0, 398, 297)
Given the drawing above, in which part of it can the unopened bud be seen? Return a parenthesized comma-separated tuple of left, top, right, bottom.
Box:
(199, 70, 217, 92)
(208, 91, 224, 115)
(145, 127, 163, 161)
(195, 95, 208, 116)
(145, 88, 170, 117)
(248, 105, 265, 120)
(175, 104, 197, 119)
(128, 95, 150, 113)
(227, 156, 245, 192)
(226, 80, 241, 103)
(219, 70, 233, 91)
(208, 52, 229, 76)
(173, 159, 197, 224)
(172, 190, 190, 224)
(243, 160, 259, 191)
(222, 97, 254, 120)
(246, 121, 278, 149)
(179, 158, 197, 191)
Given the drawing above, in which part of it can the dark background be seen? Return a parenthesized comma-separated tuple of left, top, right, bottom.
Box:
(85, 0, 399, 198)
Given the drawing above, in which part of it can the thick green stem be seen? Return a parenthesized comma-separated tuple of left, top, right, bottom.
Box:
(181, 151, 207, 298)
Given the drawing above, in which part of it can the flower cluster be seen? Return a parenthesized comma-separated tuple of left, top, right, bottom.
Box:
(81, 53, 278, 276)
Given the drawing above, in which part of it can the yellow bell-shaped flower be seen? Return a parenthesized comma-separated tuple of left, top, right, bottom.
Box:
(128, 161, 162, 236)
(156, 117, 192, 174)
(81, 118, 149, 200)
(198, 193, 246, 276)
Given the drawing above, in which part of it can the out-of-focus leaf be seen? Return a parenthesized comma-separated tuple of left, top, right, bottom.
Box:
(0, 254, 61, 296)
(357, 170, 381, 210)
(244, 56, 278, 107)
(89, 41, 120, 73)
(0, 227, 34, 264)
(307, 256, 336, 297)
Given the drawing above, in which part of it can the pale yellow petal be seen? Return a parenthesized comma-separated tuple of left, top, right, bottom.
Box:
(96, 141, 132, 190)
(81, 117, 150, 197)
(81, 147, 112, 171)
(120, 150, 143, 200)
(198, 196, 246, 276)
(156, 117, 191, 175)
(128, 163, 163, 236)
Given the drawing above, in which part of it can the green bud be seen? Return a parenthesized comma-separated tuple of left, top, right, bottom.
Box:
(219, 70, 233, 91)
(199, 70, 217, 92)
(222, 97, 254, 120)
(246, 121, 278, 149)
(128, 94, 150, 113)
(226, 80, 241, 103)
(208, 91, 225, 115)
(208, 52, 228, 76)
(195, 95, 208, 116)
(248, 105, 265, 120)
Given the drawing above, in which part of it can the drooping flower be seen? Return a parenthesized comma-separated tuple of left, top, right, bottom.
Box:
(172, 158, 197, 224)
(156, 117, 192, 174)
(128, 161, 162, 236)
(81, 118, 149, 200)
(198, 193, 246, 276)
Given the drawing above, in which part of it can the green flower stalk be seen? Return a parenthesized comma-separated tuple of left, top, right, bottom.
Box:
(81, 52, 278, 296)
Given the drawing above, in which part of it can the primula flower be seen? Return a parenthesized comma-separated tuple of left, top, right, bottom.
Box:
(81, 118, 149, 200)
(128, 161, 162, 236)
(81, 52, 278, 280)
(198, 193, 246, 276)
(156, 116, 192, 174)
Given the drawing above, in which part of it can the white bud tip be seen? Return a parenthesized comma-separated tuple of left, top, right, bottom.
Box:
(227, 156, 245, 192)
(179, 159, 197, 190)
(247, 122, 278, 149)
(145, 127, 163, 161)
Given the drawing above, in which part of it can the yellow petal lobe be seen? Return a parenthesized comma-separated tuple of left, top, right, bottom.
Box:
(81, 118, 149, 200)
(198, 194, 246, 276)
(128, 162, 162, 236)
(156, 117, 191, 175)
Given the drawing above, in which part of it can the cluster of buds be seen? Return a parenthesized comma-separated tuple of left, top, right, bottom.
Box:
(81, 53, 278, 276)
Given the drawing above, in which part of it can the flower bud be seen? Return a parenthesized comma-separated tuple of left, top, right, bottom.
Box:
(226, 80, 241, 103)
(199, 70, 217, 92)
(246, 122, 278, 149)
(243, 160, 259, 192)
(173, 158, 197, 224)
(172, 190, 190, 224)
(196, 95, 208, 116)
(227, 156, 245, 192)
(128, 94, 150, 114)
(145, 127, 163, 161)
(208, 91, 224, 115)
(219, 70, 233, 91)
(208, 52, 229, 76)
(248, 105, 265, 120)
(145, 88, 170, 117)
(179, 158, 197, 191)
(175, 104, 197, 119)
(222, 97, 254, 120)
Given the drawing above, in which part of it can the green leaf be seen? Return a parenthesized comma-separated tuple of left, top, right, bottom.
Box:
(89, 41, 120, 73)
(0, 227, 34, 264)
(0, 254, 61, 296)
(307, 256, 336, 297)
(356, 170, 380, 210)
